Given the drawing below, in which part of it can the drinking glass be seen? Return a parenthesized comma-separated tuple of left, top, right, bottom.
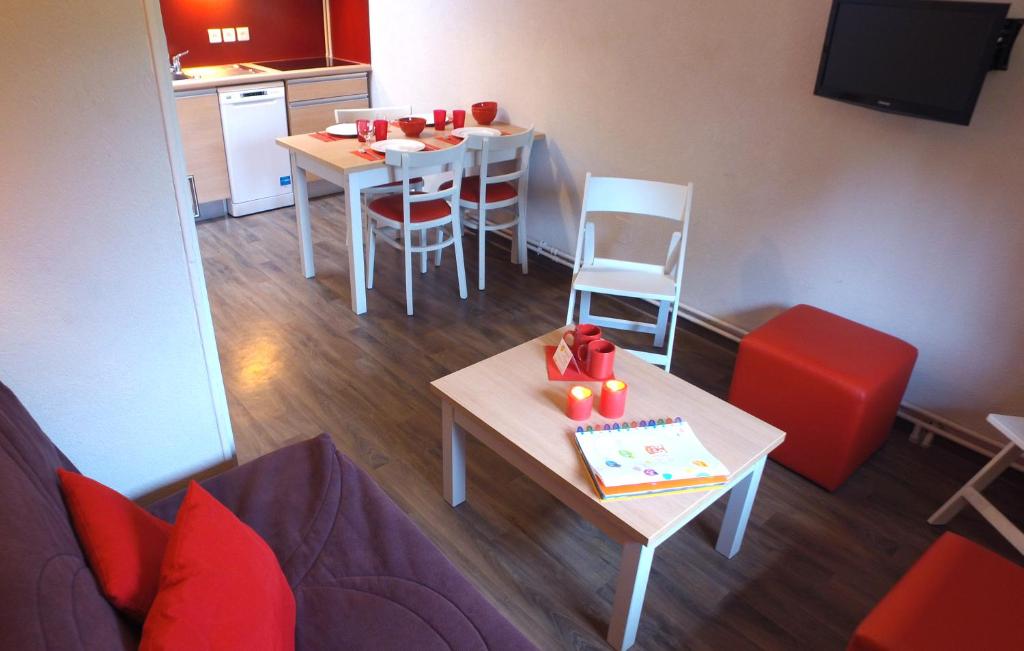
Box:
(356, 119, 371, 152)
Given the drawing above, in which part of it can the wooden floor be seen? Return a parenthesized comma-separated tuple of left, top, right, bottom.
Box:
(198, 196, 1023, 651)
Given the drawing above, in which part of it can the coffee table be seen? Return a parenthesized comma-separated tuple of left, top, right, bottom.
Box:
(430, 328, 786, 650)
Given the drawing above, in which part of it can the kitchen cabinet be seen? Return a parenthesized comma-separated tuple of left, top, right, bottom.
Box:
(175, 90, 230, 207)
(285, 73, 369, 182)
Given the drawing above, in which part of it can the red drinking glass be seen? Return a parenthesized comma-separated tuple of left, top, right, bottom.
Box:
(373, 119, 388, 142)
(433, 109, 447, 131)
(452, 109, 466, 130)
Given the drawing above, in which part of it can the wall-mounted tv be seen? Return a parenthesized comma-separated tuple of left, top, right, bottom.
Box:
(814, 0, 1011, 125)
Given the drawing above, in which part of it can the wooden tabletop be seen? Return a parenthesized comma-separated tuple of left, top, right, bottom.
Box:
(431, 328, 786, 547)
(276, 121, 542, 176)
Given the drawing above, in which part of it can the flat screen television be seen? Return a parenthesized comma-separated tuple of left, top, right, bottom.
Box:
(814, 0, 1010, 125)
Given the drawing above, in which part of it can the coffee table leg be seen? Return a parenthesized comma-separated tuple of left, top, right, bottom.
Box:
(442, 400, 466, 506)
(715, 456, 766, 558)
(607, 542, 654, 651)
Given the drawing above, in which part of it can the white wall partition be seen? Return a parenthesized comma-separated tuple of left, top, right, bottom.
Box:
(368, 0, 1024, 445)
(0, 0, 233, 497)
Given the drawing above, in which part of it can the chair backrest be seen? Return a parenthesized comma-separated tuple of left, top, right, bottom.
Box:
(572, 173, 694, 295)
(383, 140, 468, 226)
(464, 127, 535, 206)
(333, 104, 412, 123)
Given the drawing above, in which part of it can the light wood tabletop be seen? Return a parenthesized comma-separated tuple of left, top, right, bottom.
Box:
(276, 121, 542, 176)
(431, 327, 785, 650)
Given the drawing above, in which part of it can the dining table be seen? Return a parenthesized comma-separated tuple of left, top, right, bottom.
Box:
(275, 120, 542, 315)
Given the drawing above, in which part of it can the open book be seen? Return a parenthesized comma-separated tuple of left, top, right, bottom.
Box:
(574, 418, 730, 500)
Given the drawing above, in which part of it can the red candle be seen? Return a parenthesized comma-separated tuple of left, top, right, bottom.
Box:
(566, 385, 594, 421)
(598, 379, 628, 418)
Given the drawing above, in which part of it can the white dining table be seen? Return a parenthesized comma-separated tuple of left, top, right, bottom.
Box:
(275, 122, 540, 314)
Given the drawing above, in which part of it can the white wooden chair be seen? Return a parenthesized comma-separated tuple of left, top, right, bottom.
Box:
(437, 128, 534, 290)
(333, 105, 413, 123)
(365, 140, 469, 315)
(929, 413, 1024, 555)
(565, 174, 694, 372)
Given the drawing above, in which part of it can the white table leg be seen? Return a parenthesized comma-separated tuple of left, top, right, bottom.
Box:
(290, 153, 315, 278)
(344, 172, 368, 314)
(607, 542, 654, 651)
(442, 400, 466, 506)
(929, 441, 1020, 525)
(715, 456, 766, 558)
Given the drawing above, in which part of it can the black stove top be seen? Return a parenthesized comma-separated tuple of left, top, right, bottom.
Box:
(253, 57, 361, 71)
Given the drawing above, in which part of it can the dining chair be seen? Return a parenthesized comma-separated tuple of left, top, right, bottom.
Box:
(438, 128, 535, 291)
(365, 141, 469, 315)
(333, 105, 413, 123)
(565, 173, 694, 372)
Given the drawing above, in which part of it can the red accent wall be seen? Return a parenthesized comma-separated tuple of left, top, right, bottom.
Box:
(330, 0, 371, 63)
(159, 0, 326, 67)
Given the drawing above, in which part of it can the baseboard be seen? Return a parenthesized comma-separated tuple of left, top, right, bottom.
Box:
(486, 227, 1018, 470)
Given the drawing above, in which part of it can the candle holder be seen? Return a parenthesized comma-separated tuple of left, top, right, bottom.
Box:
(566, 385, 594, 421)
(598, 379, 628, 418)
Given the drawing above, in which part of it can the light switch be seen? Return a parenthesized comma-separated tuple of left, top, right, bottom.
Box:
(208, 28, 222, 44)
(236, 26, 250, 41)
(222, 27, 236, 43)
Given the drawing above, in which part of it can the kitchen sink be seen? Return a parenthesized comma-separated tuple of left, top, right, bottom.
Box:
(180, 64, 266, 81)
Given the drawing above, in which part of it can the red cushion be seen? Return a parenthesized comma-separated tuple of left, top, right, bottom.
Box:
(440, 175, 518, 204)
(375, 177, 423, 189)
(368, 192, 452, 223)
(848, 532, 1024, 651)
(57, 468, 171, 621)
(728, 304, 917, 490)
(140, 481, 295, 651)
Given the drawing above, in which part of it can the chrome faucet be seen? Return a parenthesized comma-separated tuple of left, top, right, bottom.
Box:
(170, 50, 190, 75)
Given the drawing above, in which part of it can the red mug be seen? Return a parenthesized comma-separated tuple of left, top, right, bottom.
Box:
(433, 109, 447, 131)
(565, 323, 602, 361)
(452, 109, 466, 129)
(373, 119, 389, 142)
(580, 339, 615, 381)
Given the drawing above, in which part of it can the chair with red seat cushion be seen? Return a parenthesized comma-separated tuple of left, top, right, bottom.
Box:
(365, 140, 469, 315)
(437, 128, 534, 290)
(848, 532, 1024, 651)
(728, 304, 917, 490)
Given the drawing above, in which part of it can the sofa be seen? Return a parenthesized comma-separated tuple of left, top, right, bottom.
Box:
(0, 380, 535, 650)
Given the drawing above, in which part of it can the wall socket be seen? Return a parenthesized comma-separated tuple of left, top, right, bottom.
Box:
(236, 26, 250, 41)
(221, 27, 236, 43)
(207, 28, 221, 44)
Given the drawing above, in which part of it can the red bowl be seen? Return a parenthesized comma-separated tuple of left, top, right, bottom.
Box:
(397, 117, 427, 137)
(471, 101, 498, 125)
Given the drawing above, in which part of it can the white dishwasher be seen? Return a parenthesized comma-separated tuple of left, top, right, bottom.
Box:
(218, 82, 294, 216)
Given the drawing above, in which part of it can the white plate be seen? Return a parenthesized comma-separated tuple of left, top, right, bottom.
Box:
(325, 122, 357, 137)
(371, 139, 426, 153)
(451, 126, 502, 139)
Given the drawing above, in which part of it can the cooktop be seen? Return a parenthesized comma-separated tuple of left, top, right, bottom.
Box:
(253, 57, 361, 71)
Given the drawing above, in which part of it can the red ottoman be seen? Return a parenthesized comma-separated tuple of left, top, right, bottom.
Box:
(728, 304, 916, 490)
(848, 532, 1024, 651)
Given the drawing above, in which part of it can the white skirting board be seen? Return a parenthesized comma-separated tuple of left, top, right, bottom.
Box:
(483, 226, 1021, 472)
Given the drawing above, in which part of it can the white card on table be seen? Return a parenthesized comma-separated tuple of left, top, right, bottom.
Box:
(553, 336, 579, 376)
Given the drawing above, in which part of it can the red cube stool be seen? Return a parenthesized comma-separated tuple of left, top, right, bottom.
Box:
(848, 532, 1024, 651)
(728, 304, 917, 490)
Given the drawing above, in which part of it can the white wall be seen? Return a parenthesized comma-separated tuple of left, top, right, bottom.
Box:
(0, 0, 233, 496)
(369, 0, 1024, 441)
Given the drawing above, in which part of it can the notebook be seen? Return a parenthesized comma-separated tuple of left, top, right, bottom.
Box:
(573, 418, 730, 500)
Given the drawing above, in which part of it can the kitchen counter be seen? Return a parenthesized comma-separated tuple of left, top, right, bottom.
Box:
(173, 62, 371, 92)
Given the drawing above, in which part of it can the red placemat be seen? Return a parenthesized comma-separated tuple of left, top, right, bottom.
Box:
(310, 132, 346, 142)
(544, 346, 614, 382)
(352, 150, 385, 162)
(436, 135, 462, 145)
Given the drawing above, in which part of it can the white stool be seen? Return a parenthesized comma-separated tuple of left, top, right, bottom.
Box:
(928, 413, 1024, 555)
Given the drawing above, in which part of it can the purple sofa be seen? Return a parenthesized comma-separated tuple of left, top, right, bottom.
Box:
(0, 380, 535, 650)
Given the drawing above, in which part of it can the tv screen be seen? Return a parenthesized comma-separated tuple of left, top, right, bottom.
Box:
(814, 0, 1009, 125)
